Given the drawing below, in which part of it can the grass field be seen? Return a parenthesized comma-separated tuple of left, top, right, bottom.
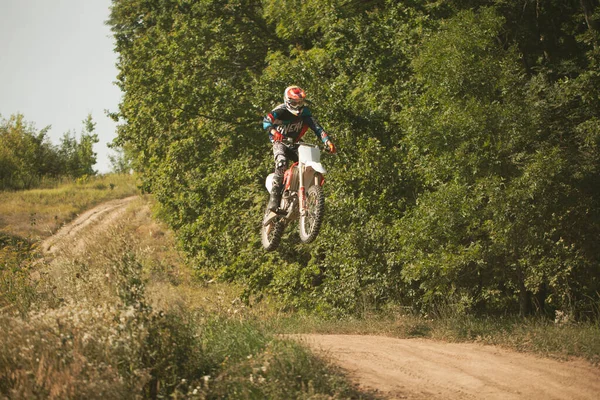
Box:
(0, 174, 139, 240)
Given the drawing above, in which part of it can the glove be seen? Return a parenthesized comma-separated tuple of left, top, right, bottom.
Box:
(326, 140, 336, 154)
(272, 129, 283, 142)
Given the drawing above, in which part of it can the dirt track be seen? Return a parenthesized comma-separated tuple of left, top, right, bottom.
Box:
(297, 334, 600, 400)
(41, 196, 138, 254)
(40, 198, 600, 399)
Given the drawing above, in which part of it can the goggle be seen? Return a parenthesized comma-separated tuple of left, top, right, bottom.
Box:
(286, 98, 305, 110)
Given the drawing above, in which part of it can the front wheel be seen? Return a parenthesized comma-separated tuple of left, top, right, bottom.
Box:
(261, 208, 285, 251)
(299, 184, 325, 243)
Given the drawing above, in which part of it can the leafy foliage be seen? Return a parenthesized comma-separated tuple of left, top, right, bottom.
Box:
(0, 113, 100, 190)
(57, 115, 100, 179)
(109, 0, 600, 318)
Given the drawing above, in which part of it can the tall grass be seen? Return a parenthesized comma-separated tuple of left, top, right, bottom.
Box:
(0, 173, 138, 240)
(0, 196, 371, 399)
(430, 314, 600, 363)
(0, 234, 37, 315)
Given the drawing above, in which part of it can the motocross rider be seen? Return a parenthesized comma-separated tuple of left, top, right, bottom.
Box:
(263, 86, 336, 212)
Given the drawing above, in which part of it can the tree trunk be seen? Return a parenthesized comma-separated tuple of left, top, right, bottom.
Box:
(533, 282, 547, 316)
(581, 0, 599, 50)
(519, 279, 531, 316)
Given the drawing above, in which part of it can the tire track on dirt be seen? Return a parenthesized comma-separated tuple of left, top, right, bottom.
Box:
(41, 196, 138, 254)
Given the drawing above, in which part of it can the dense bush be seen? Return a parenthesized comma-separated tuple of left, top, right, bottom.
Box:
(109, 0, 600, 317)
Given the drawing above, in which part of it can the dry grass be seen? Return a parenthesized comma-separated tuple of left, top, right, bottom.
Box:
(0, 174, 138, 240)
(1, 195, 368, 399)
(0, 304, 149, 399)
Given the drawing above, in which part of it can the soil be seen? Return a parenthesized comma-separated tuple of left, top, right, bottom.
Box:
(40, 195, 138, 254)
(296, 334, 600, 400)
(39, 198, 600, 399)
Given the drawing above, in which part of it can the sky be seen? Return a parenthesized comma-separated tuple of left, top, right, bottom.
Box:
(0, 0, 121, 173)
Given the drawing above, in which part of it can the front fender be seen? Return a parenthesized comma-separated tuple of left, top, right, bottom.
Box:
(305, 161, 327, 174)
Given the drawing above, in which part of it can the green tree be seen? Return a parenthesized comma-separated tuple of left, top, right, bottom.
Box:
(59, 114, 100, 178)
(0, 114, 59, 189)
(396, 6, 600, 316)
(108, 144, 133, 174)
(108, 0, 600, 317)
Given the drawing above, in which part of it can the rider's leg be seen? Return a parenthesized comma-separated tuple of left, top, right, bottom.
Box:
(268, 143, 288, 212)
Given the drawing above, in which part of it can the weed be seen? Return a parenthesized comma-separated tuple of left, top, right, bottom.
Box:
(0, 234, 38, 315)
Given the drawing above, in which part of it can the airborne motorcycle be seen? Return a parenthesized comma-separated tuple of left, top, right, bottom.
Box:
(261, 142, 328, 251)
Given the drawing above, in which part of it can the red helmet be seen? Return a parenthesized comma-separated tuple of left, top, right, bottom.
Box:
(284, 86, 306, 115)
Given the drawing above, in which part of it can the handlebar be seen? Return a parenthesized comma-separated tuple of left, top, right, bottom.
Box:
(297, 141, 337, 155)
(281, 140, 336, 154)
(295, 141, 319, 148)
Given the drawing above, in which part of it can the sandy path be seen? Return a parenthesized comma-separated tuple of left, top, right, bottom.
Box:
(40, 196, 138, 254)
(297, 334, 600, 400)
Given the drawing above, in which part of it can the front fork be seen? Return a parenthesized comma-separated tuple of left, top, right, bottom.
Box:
(298, 165, 324, 217)
(298, 164, 306, 216)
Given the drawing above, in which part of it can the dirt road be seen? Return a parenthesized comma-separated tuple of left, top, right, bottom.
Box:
(39, 198, 599, 399)
(297, 334, 600, 400)
(41, 196, 138, 254)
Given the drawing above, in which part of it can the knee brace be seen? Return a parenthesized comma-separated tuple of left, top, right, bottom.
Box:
(275, 154, 287, 177)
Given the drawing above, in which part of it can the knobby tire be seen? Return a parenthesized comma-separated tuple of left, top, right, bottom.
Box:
(299, 184, 325, 243)
(261, 207, 285, 251)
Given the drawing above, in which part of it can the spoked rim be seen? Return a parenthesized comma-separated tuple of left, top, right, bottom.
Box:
(299, 184, 324, 243)
(302, 190, 318, 236)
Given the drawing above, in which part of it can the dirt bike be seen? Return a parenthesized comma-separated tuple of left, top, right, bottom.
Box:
(261, 142, 328, 251)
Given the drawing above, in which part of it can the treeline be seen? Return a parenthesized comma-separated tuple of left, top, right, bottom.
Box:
(109, 0, 600, 318)
(0, 114, 99, 190)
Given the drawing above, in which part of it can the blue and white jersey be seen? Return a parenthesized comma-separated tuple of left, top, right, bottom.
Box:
(263, 104, 330, 144)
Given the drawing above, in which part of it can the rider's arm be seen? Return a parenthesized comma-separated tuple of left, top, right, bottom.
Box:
(302, 108, 329, 144)
(263, 112, 278, 142)
(264, 106, 290, 142)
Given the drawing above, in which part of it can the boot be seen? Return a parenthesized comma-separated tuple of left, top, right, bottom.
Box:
(268, 178, 283, 212)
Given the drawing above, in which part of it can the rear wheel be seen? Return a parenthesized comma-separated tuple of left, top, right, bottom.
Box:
(299, 184, 325, 243)
(261, 207, 285, 251)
